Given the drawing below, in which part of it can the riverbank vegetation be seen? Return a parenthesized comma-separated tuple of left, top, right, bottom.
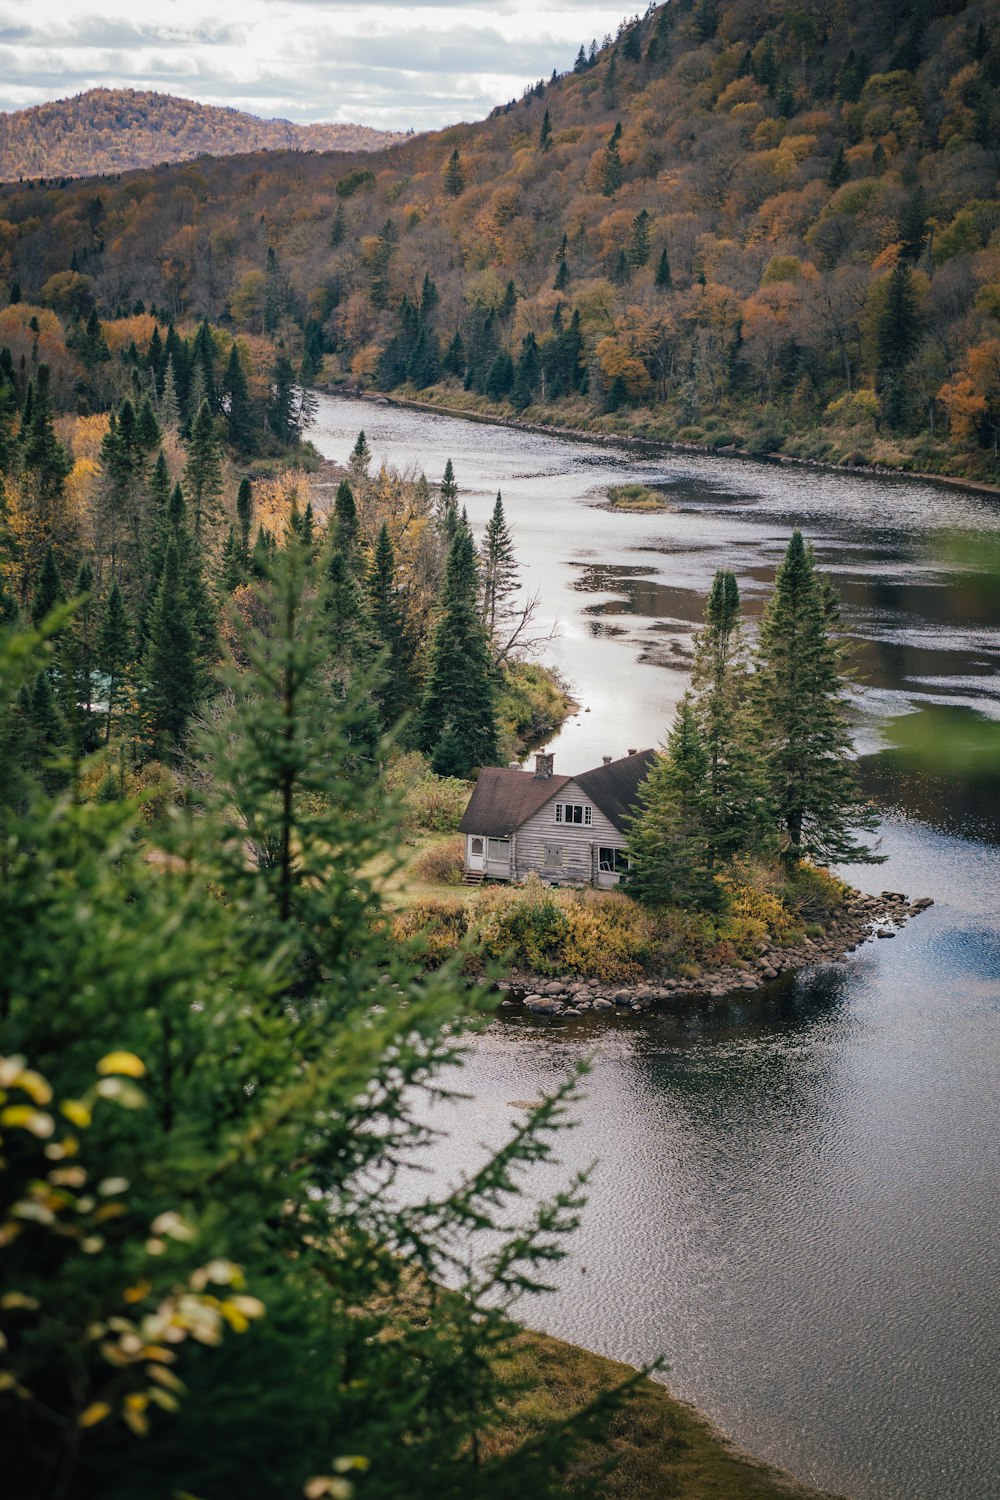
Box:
(604, 482, 669, 511)
(3, 2, 999, 484)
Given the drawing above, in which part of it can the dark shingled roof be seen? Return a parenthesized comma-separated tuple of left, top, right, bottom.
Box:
(573, 749, 657, 832)
(458, 767, 571, 837)
(459, 751, 656, 838)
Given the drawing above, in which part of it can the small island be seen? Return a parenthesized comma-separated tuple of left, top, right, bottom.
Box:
(601, 481, 675, 512)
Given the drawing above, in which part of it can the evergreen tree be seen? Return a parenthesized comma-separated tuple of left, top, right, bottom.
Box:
(25, 668, 68, 791)
(70, 561, 96, 744)
(419, 529, 498, 775)
(190, 319, 218, 413)
(554, 253, 570, 291)
(367, 523, 414, 727)
(622, 23, 642, 63)
(602, 124, 624, 196)
(135, 396, 161, 452)
(654, 246, 673, 289)
(827, 142, 849, 190)
(97, 577, 134, 743)
(349, 429, 371, 486)
(143, 538, 199, 758)
(441, 458, 458, 505)
(875, 262, 921, 430)
(183, 400, 224, 542)
(629, 209, 651, 268)
(690, 569, 771, 863)
(263, 244, 286, 334)
(627, 696, 718, 908)
(224, 341, 255, 454)
(442, 331, 465, 378)
(752, 531, 880, 865)
(31, 543, 64, 624)
(444, 149, 465, 197)
(333, 478, 360, 560)
(479, 491, 519, 649)
(512, 333, 540, 409)
(159, 354, 181, 431)
(301, 319, 325, 383)
(539, 108, 553, 151)
(267, 354, 299, 444)
(898, 186, 929, 264)
(236, 475, 253, 556)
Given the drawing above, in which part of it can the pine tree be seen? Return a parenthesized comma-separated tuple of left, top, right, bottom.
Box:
(419, 529, 498, 775)
(321, 518, 379, 727)
(875, 262, 921, 430)
(752, 531, 880, 865)
(267, 354, 299, 444)
(627, 696, 718, 908)
(654, 246, 673, 289)
(135, 396, 161, 452)
(444, 149, 465, 198)
(440, 458, 458, 505)
(143, 538, 199, 758)
(690, 569, 771, 863)
(539, 108, 553, 151)
(349, 429, 371, 487)
(224, 341, 255, 454)
(183, 400, 224, 542)
(827, 142, 849, 190)
(190, 319, 218, 413)
(602, 124, 624, 196)
(97, 577, 134, 743)
(629, 209, 651, 268)
(367, 523, 413, 727)
(479, 491, 519, 648)
(236, 475, 253, 555)
(31, 543, 64, 624)
(333, 478, 359, 560)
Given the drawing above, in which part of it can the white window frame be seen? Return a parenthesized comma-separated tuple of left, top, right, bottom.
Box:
(598, 846, 630, 874)
(554, 803, 592, 826)
(487, 837, 511, 863)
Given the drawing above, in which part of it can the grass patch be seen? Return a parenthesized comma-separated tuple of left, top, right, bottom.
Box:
(495, 1330, 845, 1499)
(605, 483, 671, 513)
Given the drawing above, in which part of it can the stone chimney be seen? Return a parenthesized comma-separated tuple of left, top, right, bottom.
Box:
(627, 747, 638, 756)
(603, 756, 613, 765)
(508, 761, 521, 770)
(534, 751, 554, 779)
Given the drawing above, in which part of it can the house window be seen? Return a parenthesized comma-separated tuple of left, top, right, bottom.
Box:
(554, 803, 592, 826)
(598, 847, 630, 875)
(543, 844, 563, 867)
(487, 838, 510, 863)
(470, 837, 484, 855)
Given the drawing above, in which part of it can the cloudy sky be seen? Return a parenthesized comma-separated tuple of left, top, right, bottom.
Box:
(0, 1, 636, 132)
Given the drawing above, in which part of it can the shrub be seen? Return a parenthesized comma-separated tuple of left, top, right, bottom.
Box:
(779, 860, 850, 917)
(386, 751, 471, 832)
(392, 897, 469, 965)
(413, 835, 465, 885)
(475, 877, 570, 975)
(562, 890, 653, 981)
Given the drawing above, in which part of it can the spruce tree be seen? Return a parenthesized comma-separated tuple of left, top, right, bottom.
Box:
(441, 458, 458, 505)
(827, 142, 849, 189)
(444, 149, 465, 197)
(31, 543, 64, 624)
(752, 531, 881, 866)
(70, 561, 96, 744)
(602, 124, 624, 196)
(97, 577, 134, 743)
(654, 246, 673, 289)
(333, 478, 360, 560)
(629, 208, 651, 268)
(690, 569, 771, 863)
(143, 538, 199, 758)
(224, 341, 255, 454)
(159, 354, 181, 431)
(236, 475, 253, 556)
(321, 519, 379, 724)
(183, 399, 224, 543)
(627, 695, 718, 908)
(367, 523, 413, 727)
(539, 108, 553, 151)
(876, 262, 921, 431)
(479, 491, 519, 649)
(419, 529, 498, 775)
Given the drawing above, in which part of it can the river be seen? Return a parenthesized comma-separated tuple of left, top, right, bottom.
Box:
(311, 393, 1000, 1500)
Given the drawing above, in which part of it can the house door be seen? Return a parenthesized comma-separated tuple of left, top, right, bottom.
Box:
(468, 836, 485, 872)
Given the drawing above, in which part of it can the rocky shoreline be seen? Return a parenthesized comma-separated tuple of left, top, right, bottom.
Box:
(497, 890, 933, 1018)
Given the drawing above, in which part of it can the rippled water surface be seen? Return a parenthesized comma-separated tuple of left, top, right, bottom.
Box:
(312, 396, 1000, 1500)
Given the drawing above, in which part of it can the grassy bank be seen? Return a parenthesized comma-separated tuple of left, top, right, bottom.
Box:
(500, 1330, 843, 1500)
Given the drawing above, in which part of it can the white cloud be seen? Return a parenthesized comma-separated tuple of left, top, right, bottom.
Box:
(0, 0, 636, 128)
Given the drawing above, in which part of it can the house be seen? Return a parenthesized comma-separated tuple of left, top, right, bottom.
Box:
(458, 748, 656, 887)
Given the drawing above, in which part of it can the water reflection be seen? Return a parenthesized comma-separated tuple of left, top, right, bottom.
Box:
(311, 395, 1000, 1500)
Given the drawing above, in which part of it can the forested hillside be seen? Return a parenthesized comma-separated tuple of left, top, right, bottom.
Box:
(1, 0, 999, 478)
(0, 89, 404, 182)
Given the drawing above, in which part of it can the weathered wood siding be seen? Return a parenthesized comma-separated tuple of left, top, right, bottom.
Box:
(514, 779, 625, 884)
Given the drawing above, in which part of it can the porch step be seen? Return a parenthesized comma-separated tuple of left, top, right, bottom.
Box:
(462, 870, 486, 885)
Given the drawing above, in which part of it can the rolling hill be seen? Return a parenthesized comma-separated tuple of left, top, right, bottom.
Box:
(0, 88, 405, 182)
(1, 0, 999, 481)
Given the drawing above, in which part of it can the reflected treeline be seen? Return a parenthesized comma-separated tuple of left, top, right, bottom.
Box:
(862, 741, 1000, 846)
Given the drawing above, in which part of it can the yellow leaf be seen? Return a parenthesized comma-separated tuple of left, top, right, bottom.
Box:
(123, 1281, 152, 1305)
(96, 1052, 146, 1079)
(122, 1405, 150, 1437)
(0, 1105, 55, 1138)
(97, 1176, 129, 1196)
(1, 1293, 41, 1310)
(79, 1402, 112, 1428)
(219, 1302, 249, 1333)
(16, 1070, 53, 1106)
(146, 1386, 179, 1412)
(94, 1078, 145, 1109)
(81, 1235, 105, 1254)
(61, 1100, 92, 1128)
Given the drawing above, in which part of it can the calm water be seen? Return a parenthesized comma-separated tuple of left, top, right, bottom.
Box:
(312, 395, 1000, 1500)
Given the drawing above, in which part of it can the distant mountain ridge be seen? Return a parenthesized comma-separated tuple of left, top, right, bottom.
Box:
(0, 87, 405, 181)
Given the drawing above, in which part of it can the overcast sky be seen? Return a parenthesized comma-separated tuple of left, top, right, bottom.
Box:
(0, 1, 637, 132)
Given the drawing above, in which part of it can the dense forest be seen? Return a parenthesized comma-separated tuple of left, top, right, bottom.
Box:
(0, 89, 404, 183)
(1, 0, 998, 479)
